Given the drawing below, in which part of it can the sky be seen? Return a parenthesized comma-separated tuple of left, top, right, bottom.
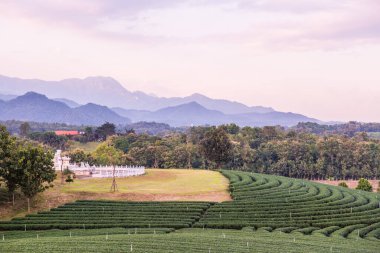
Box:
(0, 0, 380, 122)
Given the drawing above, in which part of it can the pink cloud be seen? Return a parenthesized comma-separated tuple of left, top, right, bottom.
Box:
(1, 0, 380, 50)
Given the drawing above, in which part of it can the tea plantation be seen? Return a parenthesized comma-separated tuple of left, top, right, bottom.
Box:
(196, 171, 380, 233)
(0, 201, 211, 230)
(0, 170, 379, 252)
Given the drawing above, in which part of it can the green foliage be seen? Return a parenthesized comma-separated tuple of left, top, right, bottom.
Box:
(91, 143, 124, 166)
(0, 228, 379, 253)
(356, 178, 373, 192)
(28, 132, 68, 150)
(200, 127, 232, 169)
(0, 201, 211, 230)
(99, 124, 380, 179)
(196, 171, 380, 231)
(68, 148, 87, 164)
(1, 172, 380, 252)
(65, 175, 74, 183)
(63, 168, 73, 176)
(19, 122, 31, 136)
(338, 182, 348, 188)
(0, 125, 19, 194)
(0, 120, 84, 135)
(95, 122, 116, 141)
(16, 144, 56, 199)
(221, 123, 240, 134)
(112, 133, 137, 153)
(294, 121, 380, 137)
(8, 121, 380, 180)
(0, 126, 56, 208)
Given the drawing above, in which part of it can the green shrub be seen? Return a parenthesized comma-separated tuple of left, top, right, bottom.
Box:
(63, 168, 73, 175)
(338, 182, 348, 188)
(356, 178, 372, 192)
(65, 175, 74, 183)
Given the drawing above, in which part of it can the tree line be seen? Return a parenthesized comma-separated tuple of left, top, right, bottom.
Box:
(0, 125, 55, 212)
(65, 123, 380, 180)
(293, 121, 380, 137)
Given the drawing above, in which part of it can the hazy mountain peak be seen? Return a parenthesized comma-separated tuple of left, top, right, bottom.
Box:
(0, 92, 131, 126)
(78, 103, 115, 112)
(20, 91, 48, 99)
(175, 101, 204, 108)
(189, 93, 207, 99)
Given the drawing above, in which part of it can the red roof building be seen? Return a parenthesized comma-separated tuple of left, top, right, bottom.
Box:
(55, 130, 80, 136)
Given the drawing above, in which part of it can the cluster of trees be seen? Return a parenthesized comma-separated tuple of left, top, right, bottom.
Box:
(0, 120, 85, 135)
(65, 124, 380, 180)
(25, 122, 118, 149)
(68, 142, 128, 167)
(11, 120, 380, 184)
(294, 121, 380, 137)
(2, 119, 180, 139)
(0, 125, 56, 211)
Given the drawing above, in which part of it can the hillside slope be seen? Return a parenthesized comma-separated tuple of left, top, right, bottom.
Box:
(0, 92, 131, 126)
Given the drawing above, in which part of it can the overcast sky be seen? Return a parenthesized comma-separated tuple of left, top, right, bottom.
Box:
(1, 0, 380, 122)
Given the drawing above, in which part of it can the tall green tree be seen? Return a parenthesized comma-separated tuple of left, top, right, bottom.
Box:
(92, 143, 124, 166)
(92, 143, 125, 192)
(17, 144, 56, 212)
(200, 127, 232, 169)
(95, 122, 116, 141)
(0, 125, 19, 205)
(19, 122, 31, 137)
(68, 149, 87, 164)
(84, 126, 95, 142)
(28, 132, 68, 150)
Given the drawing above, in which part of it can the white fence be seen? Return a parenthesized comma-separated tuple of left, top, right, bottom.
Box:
(67, 164, 145, 178)
(91, 166, 145, 178)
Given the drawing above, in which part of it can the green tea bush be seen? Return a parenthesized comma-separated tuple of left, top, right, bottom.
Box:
(356, 178, 373, 192)
(338, 182, 348, 188)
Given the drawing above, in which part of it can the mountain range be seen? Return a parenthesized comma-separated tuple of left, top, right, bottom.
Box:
(0, 75, 273, 114)
(0, 92, 130, 126)
(0, 75, 321, 127)
(112, 102, 319, 127)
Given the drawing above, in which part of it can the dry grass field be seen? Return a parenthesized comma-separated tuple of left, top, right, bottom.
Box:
(63, 169, 230, 199)
(0, 169, 231, 220)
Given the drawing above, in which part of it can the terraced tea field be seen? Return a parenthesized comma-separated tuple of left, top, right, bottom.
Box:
(0, 170, 379, 252)
(0, 201, 211, 230)
(1, 228, 379, 253)
(196, 171, 380, 233)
